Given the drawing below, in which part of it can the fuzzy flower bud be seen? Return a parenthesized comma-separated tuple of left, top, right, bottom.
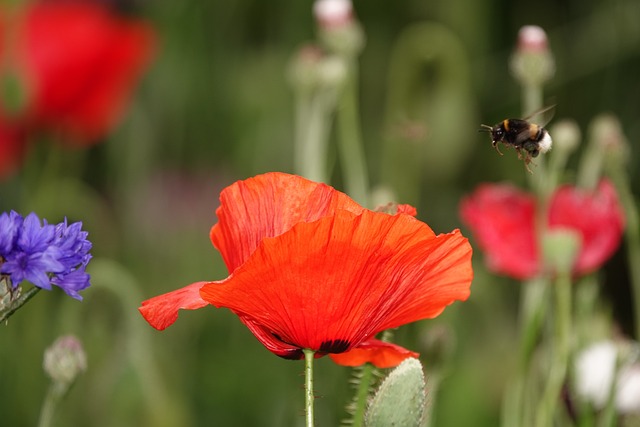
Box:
(288, 44, 326, 92)
(549, 120, 581, 155)
(317, 56, 348, 88)
(313, 0, 364, 57)
(542, 228, 581, 274)
(578, 114, 627, 190)
(313, 0, 353, 29)
(591, 114, 625, 149)
(288, 45, 347, 93)
(510, 25, 555, 86)
(43, 335, 87, 385)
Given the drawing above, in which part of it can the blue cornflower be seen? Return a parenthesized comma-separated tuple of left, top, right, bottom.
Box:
(0, 211, 92, 300)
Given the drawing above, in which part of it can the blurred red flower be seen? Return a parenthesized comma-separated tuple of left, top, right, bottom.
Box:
(0, 1, 154, 178)
(140, 172, 473, 368)
(460, 179, 624, 280)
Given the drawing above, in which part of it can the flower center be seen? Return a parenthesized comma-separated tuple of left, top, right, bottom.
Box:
(319, 339, 351, 354)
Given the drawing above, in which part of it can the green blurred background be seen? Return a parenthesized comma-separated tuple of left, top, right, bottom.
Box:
(2, 0, 639, 425)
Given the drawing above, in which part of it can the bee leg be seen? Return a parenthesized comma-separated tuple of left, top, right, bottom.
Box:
(524, 162, 534, 174)
(515, 148, 524, 160)
(492, 141, 504, 156)
(523, 153, 535, 174)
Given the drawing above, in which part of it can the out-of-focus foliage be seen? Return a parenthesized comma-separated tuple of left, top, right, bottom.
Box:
(1, 0, 639, 426)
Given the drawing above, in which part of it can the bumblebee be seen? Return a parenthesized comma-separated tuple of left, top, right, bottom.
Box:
(479, 106, 553, 168)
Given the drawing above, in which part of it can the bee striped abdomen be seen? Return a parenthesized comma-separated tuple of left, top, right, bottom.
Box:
(529, 124, 540, 139)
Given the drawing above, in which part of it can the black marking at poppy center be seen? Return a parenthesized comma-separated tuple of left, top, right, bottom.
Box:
(319, 339, 351, 354)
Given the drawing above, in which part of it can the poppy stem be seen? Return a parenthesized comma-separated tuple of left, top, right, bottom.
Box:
(293, 88, 335, 183)
(535, 269, 572, 425)
(349, 363, 375, 427)
(37, 380, 67, 427)
(303, 348, 316, 427)
(501, 277, 549, 427)
(337, 60, 369, 206)
(607, 161, 640, 339)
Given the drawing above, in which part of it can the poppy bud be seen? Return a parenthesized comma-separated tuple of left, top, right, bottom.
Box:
(366, 358, 427, 427)
(510, 25, 555, 86)
(549, 120, 581, 155)
(313, 0, 364, 57)
(542, 228, 581, 274)
(43, 335, 87, 386)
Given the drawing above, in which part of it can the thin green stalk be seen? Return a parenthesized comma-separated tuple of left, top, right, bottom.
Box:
(521, 83, 548, 196)
(0, 285, 41, 324)
(522, 83, 544, 118)
(607, 165, 640, 339)
(303, 348, 316, 427)
(337, 61, 369, 206)
(501, 277, 549, 427)
(350, 363, 375, 427)
(598, 360, 618, 427)
(576, 136, 605, 191)
(535, 270, 572, 426)
(37, 381, 67, 427)
(88, 259, 189, 427)
(294, 90, 335, 183)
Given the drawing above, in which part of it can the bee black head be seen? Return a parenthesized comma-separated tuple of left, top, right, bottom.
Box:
(479, 123, 504, 142)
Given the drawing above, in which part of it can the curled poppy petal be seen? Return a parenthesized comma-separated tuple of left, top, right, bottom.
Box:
(139, 282, 209, 330)
(210, 172, 363, 272)
(200, 208, 472, 357)
(549, 180, 624, 276)
(329, 339, 419, 368)
(460, 183, 538, 279)
(241, 317, 305, 360)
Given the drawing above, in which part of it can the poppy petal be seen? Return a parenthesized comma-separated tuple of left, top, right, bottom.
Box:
(210, 172, 364, 272)
(139, 282, 209, 330)
(329, 339, 419, 368)
(460, 183, 539, 279)
(241, 316, 305, 359)
(549, 179, 624, 275)
(200, 209, 471, 355)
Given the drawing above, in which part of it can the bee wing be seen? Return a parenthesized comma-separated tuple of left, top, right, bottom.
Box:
(513, 128, 534, 145)
(523, 104, 556, 127)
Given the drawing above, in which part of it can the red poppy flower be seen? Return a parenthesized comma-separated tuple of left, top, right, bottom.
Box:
(460, 179, 624, 280)
(140, 172, 473, 368)
(0, 1, 155, 144)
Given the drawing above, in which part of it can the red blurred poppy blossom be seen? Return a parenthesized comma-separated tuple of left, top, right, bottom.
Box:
(140, 172, 473, 368)
(460, 179, 624, 280)
(0, 1, 155, 147)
